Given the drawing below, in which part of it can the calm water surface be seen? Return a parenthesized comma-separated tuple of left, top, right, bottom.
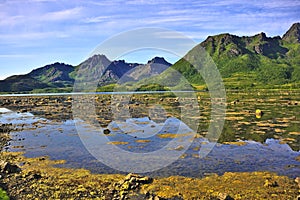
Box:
(3, 107, 300, 178)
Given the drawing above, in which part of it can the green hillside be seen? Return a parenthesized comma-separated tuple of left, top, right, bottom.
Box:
(170, 23, 300, 89)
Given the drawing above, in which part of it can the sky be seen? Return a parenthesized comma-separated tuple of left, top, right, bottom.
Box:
(0, 0, 300, 80)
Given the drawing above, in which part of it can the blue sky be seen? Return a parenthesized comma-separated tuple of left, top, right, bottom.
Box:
(0, 0, 299, 80)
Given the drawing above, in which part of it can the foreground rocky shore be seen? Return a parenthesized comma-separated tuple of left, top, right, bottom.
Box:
(0, 152, 299, 200)
(0, 94, 300, 199)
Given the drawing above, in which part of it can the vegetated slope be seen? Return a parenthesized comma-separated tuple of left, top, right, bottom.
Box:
(28, 62, 75, 87)
(0, 62, 73, 92)
(171, 22, 300, 89)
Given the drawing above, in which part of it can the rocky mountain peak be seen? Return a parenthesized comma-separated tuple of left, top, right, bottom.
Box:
(282, 22, 300, 43)
(147, 57, 171, 66)
(255, 32, 268, 41)
(85, 54, 111, 66)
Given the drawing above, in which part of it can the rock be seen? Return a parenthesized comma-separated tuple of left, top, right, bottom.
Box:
(114, 173, 153, 199)
(264, 179, 279, 187)
(103, 129, 111, 135)
(125, 173, 152, 184)
(147, 195, 183, 200)
(147, 196, 161, 200)
(0, 161, 21, 174)
(25, 171, 42, 180)
(218, 192, 234, 200)
(295, 177, 300, 188)
(255, 109, 263, 118)
(20, 109, 28, 113)
(0, 123, 13, 133)
(230, 100, 238, 105)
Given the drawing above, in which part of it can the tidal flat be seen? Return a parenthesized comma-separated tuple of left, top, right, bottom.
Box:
(0, 90, 299, 199)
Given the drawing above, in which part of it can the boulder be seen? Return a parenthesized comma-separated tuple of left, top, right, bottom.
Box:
(0, 161, 21, 174)
(217, 192, 234, 200)
(113, 173, 153, 199)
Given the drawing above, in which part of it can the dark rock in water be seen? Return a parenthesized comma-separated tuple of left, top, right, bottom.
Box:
(0, 161, 21, 174)
(0, 123, 13, 133)
(103, 129, 111, 135)
(20, 109, 28, 113)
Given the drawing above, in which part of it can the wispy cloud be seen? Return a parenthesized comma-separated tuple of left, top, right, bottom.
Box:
(145, 16, 198, 25)
(42, 7, 82, 21)
(155, 31, 192, 39)
(83, 16, 111, 23)
(125, 0, 172, 5)
(0, 15, 24, 26)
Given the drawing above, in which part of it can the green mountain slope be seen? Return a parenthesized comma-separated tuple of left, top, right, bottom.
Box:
(170, 22, 300, 89)
(0, 63, 75, 93)
(29, 62, 75, 87)
(0, 75, 49, 92)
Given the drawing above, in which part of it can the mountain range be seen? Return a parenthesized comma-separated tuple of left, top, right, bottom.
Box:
(0, 22, 299, 93)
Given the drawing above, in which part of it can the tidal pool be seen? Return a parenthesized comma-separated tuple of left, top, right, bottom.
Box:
(6, 110, 300, 178)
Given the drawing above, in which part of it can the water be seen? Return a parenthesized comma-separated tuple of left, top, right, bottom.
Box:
(5, 110, 300, 178)
(0, 91, 195, 97)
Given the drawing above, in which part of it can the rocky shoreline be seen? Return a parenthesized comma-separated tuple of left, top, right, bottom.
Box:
(0, 151, 299, 200)
(0, 94, 300, 199)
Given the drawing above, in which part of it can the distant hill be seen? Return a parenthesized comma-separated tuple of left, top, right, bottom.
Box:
(0, 55, 171, 93)
(171, 22, 300, 88)
(0, 63, 74, 92)
(0, 75, 49, 92)
(118, 57, 172, 83)
(29, 62, 75, 87)
(72, 54, 141, 86)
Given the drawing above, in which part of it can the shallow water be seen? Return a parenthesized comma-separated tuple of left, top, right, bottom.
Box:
(6, 111, 300, 178)
(2, 90, 300, 178)
(0, 91, 194, 97)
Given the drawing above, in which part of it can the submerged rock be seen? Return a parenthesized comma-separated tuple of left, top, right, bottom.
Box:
(103, 128, 111, 135)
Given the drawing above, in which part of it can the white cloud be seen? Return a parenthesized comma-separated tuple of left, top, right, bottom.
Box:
(42, 7, 82, 21)
(85, 0, 123, 6)
(83, 16, 110, 23)
(125, 0, 171, 5)
(154, 31, 194, 40)
(144, 16, 198, 25)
